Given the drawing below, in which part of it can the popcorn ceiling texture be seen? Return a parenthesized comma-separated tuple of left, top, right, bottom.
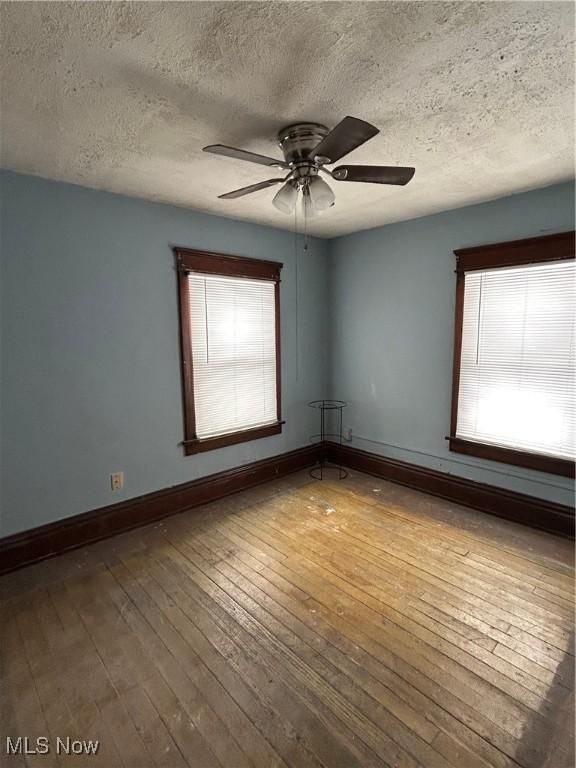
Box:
(1, 1, 573, 238)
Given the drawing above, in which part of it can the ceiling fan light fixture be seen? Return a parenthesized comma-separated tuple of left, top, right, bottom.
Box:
(307, 175, 335, 211)
(302, 186, 318, 219)
(272, 180, 299, 214)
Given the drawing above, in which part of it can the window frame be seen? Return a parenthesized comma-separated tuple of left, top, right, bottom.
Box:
(449, 230, 575, 478)
(175, 247, 283, 456)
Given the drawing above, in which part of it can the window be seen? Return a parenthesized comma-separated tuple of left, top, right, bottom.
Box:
(175, 248, 282, 455)
(449, 231, 575, 478)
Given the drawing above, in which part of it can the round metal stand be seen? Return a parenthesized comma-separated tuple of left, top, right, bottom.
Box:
(308, 400, 348, 480)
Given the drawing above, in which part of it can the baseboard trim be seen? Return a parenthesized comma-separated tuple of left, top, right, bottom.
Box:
(325, 442, 574, 538)
(0, 444, 321, 575)
(2, 440, 572, 575)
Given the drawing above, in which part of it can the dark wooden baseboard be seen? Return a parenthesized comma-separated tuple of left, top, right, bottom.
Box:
(0, 444, 321, 575)
(325, 442, 575, 538)
(2, 439, 573, 576)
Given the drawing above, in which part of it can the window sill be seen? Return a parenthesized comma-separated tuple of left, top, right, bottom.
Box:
(183, 422, 283, 455)
(448, 436, 575, 478)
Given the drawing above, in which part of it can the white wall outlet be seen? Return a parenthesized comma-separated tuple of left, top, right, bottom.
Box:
(343, 426, 353, 442)
(110, 472, 124, 491)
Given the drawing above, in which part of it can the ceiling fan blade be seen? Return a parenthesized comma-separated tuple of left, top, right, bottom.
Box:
(218, 178, 285, 200)
(332, 165, 415, 186)
(311, 117, 379, 164)
(204, 144, 288, 168)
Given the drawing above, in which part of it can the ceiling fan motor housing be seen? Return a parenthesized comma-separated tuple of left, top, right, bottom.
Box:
(277, 123, 329, 166)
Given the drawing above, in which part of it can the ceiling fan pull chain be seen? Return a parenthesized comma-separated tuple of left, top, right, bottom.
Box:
(294, 199, 299, 381)
(304, 197, 309, 252)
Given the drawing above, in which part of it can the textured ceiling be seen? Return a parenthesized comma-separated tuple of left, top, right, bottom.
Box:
(1, 1, 574, 238)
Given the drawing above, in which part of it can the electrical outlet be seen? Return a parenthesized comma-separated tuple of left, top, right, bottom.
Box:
(110, 472, 124, 491)
(343, 426, 353, 442)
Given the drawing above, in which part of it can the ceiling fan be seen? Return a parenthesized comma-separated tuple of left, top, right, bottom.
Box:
(203, 116, 415, 217)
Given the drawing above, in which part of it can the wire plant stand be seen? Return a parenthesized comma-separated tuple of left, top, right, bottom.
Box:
(308, 399, 348, 480)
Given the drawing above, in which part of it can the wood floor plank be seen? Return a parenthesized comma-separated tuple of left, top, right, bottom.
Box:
(416, 592, 571, 669)
(334, 475, 574, 577)
(65, 568, 233, 768)
(288, 488, 574, 627)
(163, 530, 455, 768)
(150, 545, 395, 768)
(188, 524, 521, 768)
(1, 606, 60, 768)
(221, 510, 568, 716)
(307, 481, 574, 616)
(105, 559, 288, 768)
(240, 493, 574, 664)
(121, 549, 368, 768)
(206, 513, 574, 765)
(40, 585, 127, 768)
(189, 526, 440, 744)
(60, 578, 159, 768)
(1, 470, 573, 768)
(170, 510, 571, 768)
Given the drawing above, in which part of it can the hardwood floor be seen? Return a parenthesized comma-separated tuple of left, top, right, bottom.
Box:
(1, 469, 574, 768)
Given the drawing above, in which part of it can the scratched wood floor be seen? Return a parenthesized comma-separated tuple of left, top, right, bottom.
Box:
(1, 470, 574, 768)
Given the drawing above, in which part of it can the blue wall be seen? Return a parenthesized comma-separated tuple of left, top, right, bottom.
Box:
(0, 171, 329, 536)
(1, 172, 574, 537)
(328, 182, 575, 506)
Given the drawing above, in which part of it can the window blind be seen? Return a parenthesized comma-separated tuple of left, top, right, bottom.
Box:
(188, 272, 277, 440)
(456, 259, 575, 460)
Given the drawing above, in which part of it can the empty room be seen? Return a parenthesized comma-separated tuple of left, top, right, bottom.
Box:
(0, 2, 574, 767)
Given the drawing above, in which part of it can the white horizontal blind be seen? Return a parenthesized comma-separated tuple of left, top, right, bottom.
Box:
(456, 260, 575, 460)
(188, 272, 277, 439)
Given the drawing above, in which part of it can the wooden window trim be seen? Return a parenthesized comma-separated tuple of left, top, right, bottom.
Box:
(449, 230, 575, 478)
(175, 247, 283, 456)
(454, 230, 575, 273)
